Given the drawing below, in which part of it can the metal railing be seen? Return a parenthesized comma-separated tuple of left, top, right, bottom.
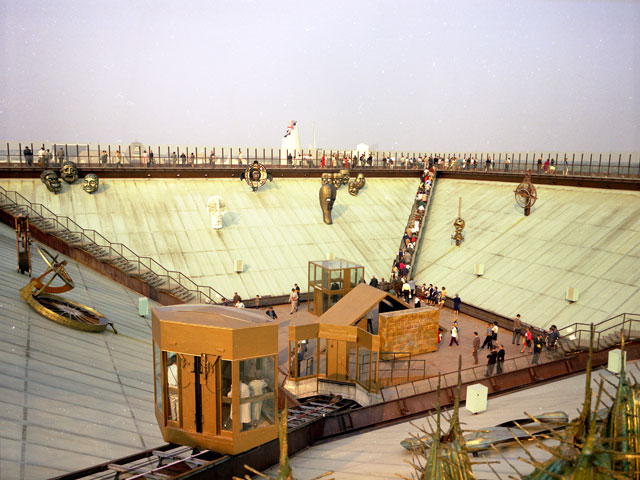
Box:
(558, 313, 640, 351)
(376, 352, 427, 387)
(380, 312, 640, 401)
(0, 184, 226, 303)
(2, 142, 639, 179)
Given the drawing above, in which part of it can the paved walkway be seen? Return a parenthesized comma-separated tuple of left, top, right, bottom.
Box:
(262, 299, 530, 382)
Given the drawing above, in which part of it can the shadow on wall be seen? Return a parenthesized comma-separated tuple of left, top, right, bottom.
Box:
(222, 211, 242, 227)
(512, 201, 537, 215)
(331, 205, 347, 221)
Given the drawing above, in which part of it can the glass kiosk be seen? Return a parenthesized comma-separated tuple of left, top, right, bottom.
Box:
(152, 305, 278, 455)
(308, 259, 364, 315)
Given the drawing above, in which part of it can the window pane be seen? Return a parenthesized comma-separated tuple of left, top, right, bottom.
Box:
(166, 351, 179, 422)
(318, 338, 327, 376)
(300, 338, 317, 377)
(358, 347, 372, 387)
(154, 343, 162, 413)
(239, 356, 276, 431)
(348, 342, 357, 380)
(221, 360, 232, 431)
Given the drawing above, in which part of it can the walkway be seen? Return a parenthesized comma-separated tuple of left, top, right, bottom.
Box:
(266, 300, 528, 385)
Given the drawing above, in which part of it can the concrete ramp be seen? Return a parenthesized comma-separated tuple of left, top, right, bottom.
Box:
(413, 179, 640, 330)
(1, 177, 416, 299)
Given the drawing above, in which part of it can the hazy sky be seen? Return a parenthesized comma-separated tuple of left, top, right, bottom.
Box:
(1, 1, 638, 151)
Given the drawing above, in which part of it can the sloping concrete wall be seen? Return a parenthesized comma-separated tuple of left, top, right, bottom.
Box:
(1, 178, 416, 299)
(412, 179, 640, 330)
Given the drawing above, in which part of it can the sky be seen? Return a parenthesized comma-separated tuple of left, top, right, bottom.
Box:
(0, 1, 638, 152)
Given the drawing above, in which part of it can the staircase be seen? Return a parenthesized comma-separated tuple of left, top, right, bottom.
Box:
(391, 170, 436, 281)
(556, 313, 640, 354)
(0, 185, 226, 304)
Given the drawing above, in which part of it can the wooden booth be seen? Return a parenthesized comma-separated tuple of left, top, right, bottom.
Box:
(289, 284, 413, 392)
(308, 258, 364, 315)
(152, 305, 278, 455)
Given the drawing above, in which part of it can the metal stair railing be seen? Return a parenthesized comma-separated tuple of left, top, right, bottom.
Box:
(557, 312, 640, 352)
(0, 184, 226, 303)
(391, 171, 436, 281)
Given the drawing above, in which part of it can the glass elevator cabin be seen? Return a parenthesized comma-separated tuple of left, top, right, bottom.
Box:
(152, 305, 278, 455)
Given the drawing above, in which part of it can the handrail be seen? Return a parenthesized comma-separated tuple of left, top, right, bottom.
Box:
(2, 143, 638, 179)
(0, 184, 227, 303)
(378, 312, 640, 400)
(390, 169, 435, 283)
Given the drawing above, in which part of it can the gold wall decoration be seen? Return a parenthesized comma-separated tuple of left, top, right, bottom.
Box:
(240, 161, 273, 192)
(40, 169, 62, 193)
(319, 183, 337, 225)
(348, 174, 366, 196)
(451, 197, 465, 246)
(82, 173, 99, 194)
(20, 247, 116, 333)
(514, 170, 538, 216)
(60, 161, 79, 184)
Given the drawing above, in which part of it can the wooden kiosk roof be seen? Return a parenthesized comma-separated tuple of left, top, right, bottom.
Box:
(152, 304, 277, 359)
(317, 283, 409, 326)
(152, 304, 271, 329)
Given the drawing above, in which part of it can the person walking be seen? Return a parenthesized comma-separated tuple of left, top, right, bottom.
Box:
(547, 325, 559, 351)
(56, 147, 65, 165)
(37, 146, 46, 167)
(496, 343, 505, 374)
(289, 288, 299, 314)
(532, 334, 544, 365)
(449, 324, 459, 347)
(472, 331, 480, 365)
(402, 280, 411, 303)
(512, 314, 522, 345)
(491, 321, 499, 343)
(485, 346, 498, 377)
(481, 323, 493, 350)
(453, 293, 461, 319)
(521, 328, 533, 354)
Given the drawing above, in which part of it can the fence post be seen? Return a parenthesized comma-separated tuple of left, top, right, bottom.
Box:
(597, 153, 602, 175)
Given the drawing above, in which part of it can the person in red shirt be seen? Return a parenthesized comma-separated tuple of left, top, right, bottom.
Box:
(521, 327, 533, 353)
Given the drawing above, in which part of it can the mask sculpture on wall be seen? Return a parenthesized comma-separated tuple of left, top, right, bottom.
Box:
(339, 169, 350, 186)
(321, 173, 331, 185)
(207, 196, 226, 229)
(60, 161, 79, 184)
(240, 161, 273, 192)
(319, 183, 337, 225)
(40, 170, 62, 194)
(82, 174, 99, 194)
(331, 173, 343, 189)
(348, 174, 366, 196)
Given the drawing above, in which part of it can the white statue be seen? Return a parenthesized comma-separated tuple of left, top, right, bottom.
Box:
(207, 196, 226, 229)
